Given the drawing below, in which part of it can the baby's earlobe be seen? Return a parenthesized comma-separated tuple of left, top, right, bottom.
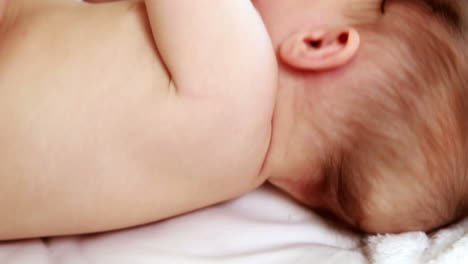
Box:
(279, 27, 360, 71)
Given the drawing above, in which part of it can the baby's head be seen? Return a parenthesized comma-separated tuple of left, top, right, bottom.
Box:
(256, 0, 468, 233)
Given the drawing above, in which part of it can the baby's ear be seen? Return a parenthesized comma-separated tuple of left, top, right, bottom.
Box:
(279, 27, 360, 71)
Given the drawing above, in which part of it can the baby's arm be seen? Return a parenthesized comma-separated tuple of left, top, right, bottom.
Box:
(143, 0, 278, 210)
(133, 0, 278, 226)
(0, 1, 277, 241)
(142, 0, 278, 215)
(145, 0, 277, 99)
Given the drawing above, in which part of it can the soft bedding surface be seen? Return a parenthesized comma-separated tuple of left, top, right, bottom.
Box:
(1, 185, 467, 264)
(0, 185, 365, 264)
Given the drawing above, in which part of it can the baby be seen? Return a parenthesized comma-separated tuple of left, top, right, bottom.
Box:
(0, 0, 467, 240)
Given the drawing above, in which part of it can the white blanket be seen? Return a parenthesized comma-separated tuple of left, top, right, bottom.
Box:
(0, 185, 365, 264)
(366, 217, 468, 264)
(0, 185, 466, 264)
(0, 186, 468, 264)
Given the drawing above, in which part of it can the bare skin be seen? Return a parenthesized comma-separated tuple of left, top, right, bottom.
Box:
(0, 0, 277, 240)
(3, 0, 463, 240)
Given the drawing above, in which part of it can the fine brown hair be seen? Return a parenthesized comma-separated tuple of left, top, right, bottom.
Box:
(322, 1, 468, 233)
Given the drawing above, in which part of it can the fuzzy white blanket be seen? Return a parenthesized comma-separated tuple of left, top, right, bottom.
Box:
(366, 217, 468, 264)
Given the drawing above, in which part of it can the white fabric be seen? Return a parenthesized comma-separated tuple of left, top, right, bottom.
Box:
(0, 185, 366, 264)
(1, 185, 467, 264)
(366, 217, 468, 264)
